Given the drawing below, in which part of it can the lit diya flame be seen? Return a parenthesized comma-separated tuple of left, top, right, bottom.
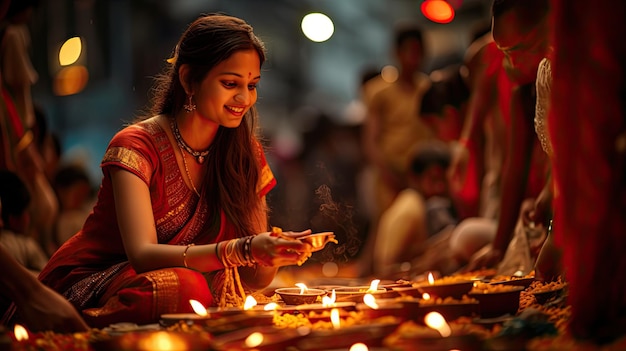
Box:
(322, 289, 337, 307)
(295, 283, 308, 294)
(244, 295, 257, 310)
(14, 324, 28, 341)
(425, 311, 451, 337)
(422, 293, 431, 300)
(350, 343, 369, 351)
(367, 279, 380, 292)
(330, 308, 341, 329)
(363, 293, 379, 309)
(428, 272, 435, 285)
(264, 302, 279, 311)
(245, 331, 264, 348)
(189, 299, 208, 317)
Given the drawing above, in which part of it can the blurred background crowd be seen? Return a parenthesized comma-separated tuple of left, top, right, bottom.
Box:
(1, 0, 494, 270)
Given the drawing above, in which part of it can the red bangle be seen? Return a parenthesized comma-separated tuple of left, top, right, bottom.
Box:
(458, 138, 471, 149)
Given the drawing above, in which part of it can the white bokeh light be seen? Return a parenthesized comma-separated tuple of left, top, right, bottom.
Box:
(301, 13, 334, 43)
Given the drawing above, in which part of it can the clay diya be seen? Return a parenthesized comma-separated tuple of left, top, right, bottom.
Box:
(356, 294, 407, 321)
(532, 284, 567, 304)
(468, 285, 524, 318)
(210, 326, 309, 351)
(275, 287, 327, 305)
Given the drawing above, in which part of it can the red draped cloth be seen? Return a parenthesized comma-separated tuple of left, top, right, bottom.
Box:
(550, 0, 626, 342)
(30, 119, 275, 328)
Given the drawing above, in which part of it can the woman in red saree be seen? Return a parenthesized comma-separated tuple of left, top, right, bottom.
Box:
(5, 14, 313, 328)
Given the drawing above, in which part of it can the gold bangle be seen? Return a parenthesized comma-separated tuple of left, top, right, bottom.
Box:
(183, 243, 195, 268)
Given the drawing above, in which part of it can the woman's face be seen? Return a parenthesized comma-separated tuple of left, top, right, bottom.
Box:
(493, 13, 549, 85)
(194, 49, 261, 128)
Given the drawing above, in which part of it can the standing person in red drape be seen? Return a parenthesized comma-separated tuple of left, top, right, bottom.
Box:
(3, 14, 315, 329)
(550, 0, 626, 343)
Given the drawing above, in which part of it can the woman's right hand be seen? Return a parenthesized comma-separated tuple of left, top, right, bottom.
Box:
(251, 230, 313, 267)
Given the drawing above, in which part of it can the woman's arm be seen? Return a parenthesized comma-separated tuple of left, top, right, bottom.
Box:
(111, 168, 223, 273)
(111, 169, 311, 280)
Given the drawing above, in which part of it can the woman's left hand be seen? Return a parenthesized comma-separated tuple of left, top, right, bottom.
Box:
(251, 229, 313, 267)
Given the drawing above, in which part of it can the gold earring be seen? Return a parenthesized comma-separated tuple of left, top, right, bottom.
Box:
(184, 94, 196, 113)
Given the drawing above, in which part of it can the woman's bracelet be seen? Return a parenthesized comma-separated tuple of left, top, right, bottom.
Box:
(218, 236, 257, 268)
(183, 243, 195, 268)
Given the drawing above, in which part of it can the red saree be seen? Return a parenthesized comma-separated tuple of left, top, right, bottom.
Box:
(550, 0, 626, 341)
(34, 119, 276, 328)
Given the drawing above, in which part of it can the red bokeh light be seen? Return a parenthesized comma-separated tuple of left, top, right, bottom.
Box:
(421, 0, 455, 24)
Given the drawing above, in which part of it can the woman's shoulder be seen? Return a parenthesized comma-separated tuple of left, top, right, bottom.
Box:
(109, 116, 165, 144)
(102, 116, 169, 183)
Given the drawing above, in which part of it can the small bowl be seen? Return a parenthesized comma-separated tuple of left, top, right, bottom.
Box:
(391, 286, 422, 298)
(489, 277, 536, 289)
(387, 333, 484, 351)
(333, 287, 389, 303)
(401, 300, 480, 323)
(299, 232, 338, 252)
(296, 321, 400, 350)
(356, 301, 407, 321)
(532, 286, 565, 304)
(210, 326, 309, 351)
(275, 287, 326, 305)
(468, 286, 524, 318)
(416, 280, 474, 299)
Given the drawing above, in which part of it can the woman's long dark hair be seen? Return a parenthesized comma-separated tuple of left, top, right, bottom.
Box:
(148, 14, 268, 237)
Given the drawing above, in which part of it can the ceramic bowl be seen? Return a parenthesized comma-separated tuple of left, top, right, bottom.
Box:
(415, 280, 474, 299)
(332, 287, 390, 303)
(468, 286, 524, 318)
(401, 299, 480, 323)
(275, 287, 326, 305)
(532, 285, 566, 304)
(391, 286, 422, 298)
(489, 276, 536, 289)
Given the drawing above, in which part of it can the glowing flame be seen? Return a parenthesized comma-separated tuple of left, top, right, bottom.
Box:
(363, 293, 379, 309)
(264, 302, 279, 311)
(422, 293, 431, 300)
(322, 290, 337, 307)
(137, 331, 186, 351)
(14, 324, 28, 341)
(428, 272, 435, 285)
(296, 283, 308, 294)
(425, 311, 451, 337)
(244, 295, 258, 310)
(350, 343, 369, 351)
(367, 279, 380, 292)
(330, 308, 341, 329)
(189, 299, 208, 317)
(244, 332, 264, 348)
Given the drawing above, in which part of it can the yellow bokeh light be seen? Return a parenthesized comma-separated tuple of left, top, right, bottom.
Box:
(53, 65, 89, 96)
(301, 13, 334, 42)
(59, 37, 83, 66)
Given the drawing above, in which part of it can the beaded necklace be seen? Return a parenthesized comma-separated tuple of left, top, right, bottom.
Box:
(170, 120, 201, 197)
(178, 144, 200, 197)
(171, 119, 210, 164)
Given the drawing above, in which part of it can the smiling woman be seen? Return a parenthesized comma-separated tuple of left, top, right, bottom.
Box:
(2, 13, 316, 329)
